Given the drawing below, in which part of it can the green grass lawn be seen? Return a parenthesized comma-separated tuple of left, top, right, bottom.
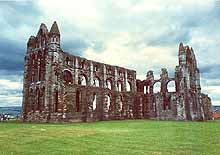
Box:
(0, 120, 220, 155)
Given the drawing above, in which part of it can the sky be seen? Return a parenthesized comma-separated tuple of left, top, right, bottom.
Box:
(0, 0, 220, 107)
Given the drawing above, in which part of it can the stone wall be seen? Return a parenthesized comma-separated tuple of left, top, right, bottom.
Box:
(22, 22, 212, 122)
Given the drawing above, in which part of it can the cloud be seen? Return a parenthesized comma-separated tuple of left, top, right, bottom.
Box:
(0, 76, 23, 107)
(0, 0, 220, 106)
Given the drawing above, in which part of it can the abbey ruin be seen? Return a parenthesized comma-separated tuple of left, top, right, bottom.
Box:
(22, 21, 212, 122)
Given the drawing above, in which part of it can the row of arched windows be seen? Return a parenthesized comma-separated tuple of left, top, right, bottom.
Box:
(63, 70, 132, 91)
(143, 81, 176, 94)
(29, 51, 46, 83)
(74, 90, 124, 113)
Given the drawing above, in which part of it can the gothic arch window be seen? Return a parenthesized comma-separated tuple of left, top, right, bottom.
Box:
(93, 77, 100, 87)
(80, 61, 85, 69)
(94, 65, 98, 71)
(37, 51, 42, 81)
(167, 81, 176, 92)
(144, 85, 150, 94)
(153, 82, 161, 93)
(65, 57, 70, 65)
(92, 93, 97, 111)
(144, 86, 147, 94)
(106, 79, 112, 90)
(126, 81, 132, 92)
(31, 54, 35, 82)
(78, 74, 87, 86)
(147, 86, 150, 94)
(117, 81, 122, 92)
(63, 70, 73, 85)
(107, 94, 111, 111)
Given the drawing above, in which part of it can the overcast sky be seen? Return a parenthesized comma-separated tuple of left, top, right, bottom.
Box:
(0, 0, 219, 107)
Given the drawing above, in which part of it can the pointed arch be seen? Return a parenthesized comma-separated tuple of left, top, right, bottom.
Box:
(153, 81, 161, 93)
(78, 74, 87, 86)
(126, 81, 132, 92)
(167, 80, 176, 92)
(93, 76, 100, 87)
(92, 93, 97, 110)
(65, 57, 71, 66)
(144, 86, 147, 94)
(37, 50, 42, 81)
(106, 94, 111, 111)
(106, 79, 112, 90)
(63, 70, 73, 85)
(117, 81, 123, 92)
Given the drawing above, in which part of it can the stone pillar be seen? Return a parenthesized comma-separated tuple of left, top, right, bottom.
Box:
(114, 67, 118, 91)
(75, 57, 79, 84)
(125, 70, 128, 91)
(89, 61, 93, 86)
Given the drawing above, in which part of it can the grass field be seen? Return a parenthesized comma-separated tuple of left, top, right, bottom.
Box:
(0, 120, 220, 155)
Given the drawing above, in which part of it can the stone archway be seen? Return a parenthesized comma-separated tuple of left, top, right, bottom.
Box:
(63, 70, 73, 85)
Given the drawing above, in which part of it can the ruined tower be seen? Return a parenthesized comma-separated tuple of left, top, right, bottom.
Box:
(175, 43, 204, 120)
(22, 22, 212, 122)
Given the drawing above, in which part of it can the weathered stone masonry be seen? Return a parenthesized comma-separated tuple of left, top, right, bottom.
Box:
(22, 21, 212, 122)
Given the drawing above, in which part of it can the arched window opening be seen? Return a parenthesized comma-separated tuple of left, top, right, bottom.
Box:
(76, 91, 80, 112)
(37, 51, 42, 81)
(118, 81, 122, 92)
(153, 82, 161, 93)
(92, 93, 97, 110)
(31, 54, 35, 82)
(63, 70, 73, 85)
(94, 65, 98, 71)
(107, 95, 111, 111)
(144, 86, 147, 94)
(106, 79, 112, 90)
(126, 81, 131, 92)
(93, 77, 100, 87)
(80, 61, 85, 69)
(79, 75, 87, 86)
(55, 90, 58, 112)
(167, 81, 176, 92)
(65, 57, 70, 65)
(147, 86, 150, 94)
